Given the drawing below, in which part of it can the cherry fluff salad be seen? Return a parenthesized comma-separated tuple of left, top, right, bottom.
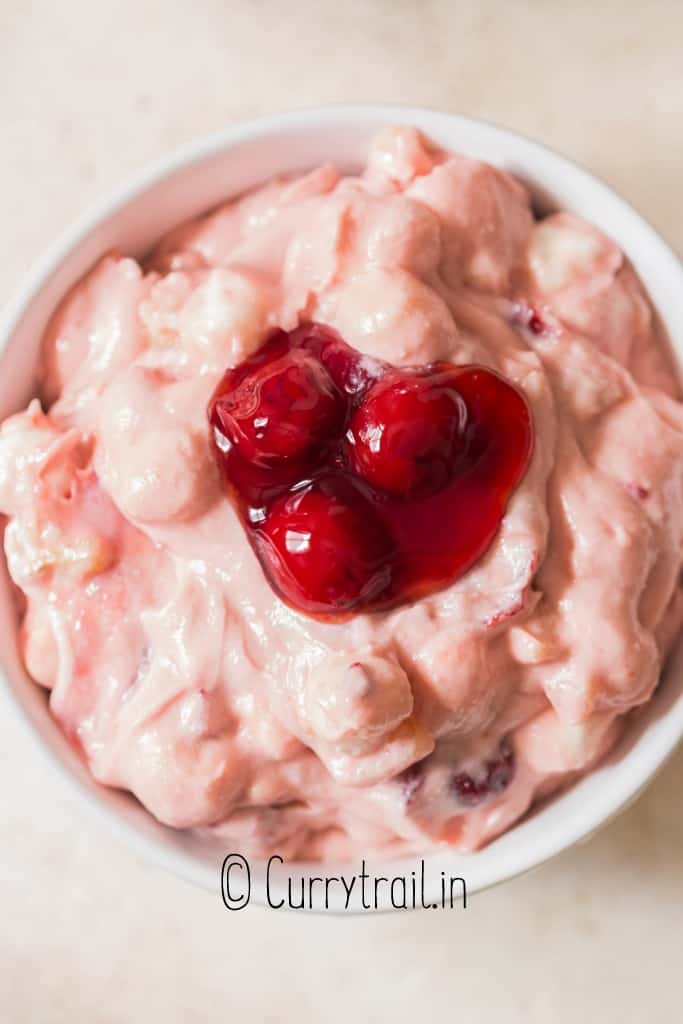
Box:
(2, 126, 683, 860)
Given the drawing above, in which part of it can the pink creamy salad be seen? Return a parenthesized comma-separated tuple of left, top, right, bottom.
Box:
(2, 127, 683, 860)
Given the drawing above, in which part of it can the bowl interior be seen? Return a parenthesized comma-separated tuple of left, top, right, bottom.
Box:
(2, 106, 683, 911)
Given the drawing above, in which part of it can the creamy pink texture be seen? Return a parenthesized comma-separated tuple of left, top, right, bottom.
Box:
(2, 127, 683, 859)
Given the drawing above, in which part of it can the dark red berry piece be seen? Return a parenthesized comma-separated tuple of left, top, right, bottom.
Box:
(451, 738, 515, 807)
(513, 303, 548, 336)
(210, 346, 346, 468)
(625, 482, 649, 500)
(528, 312, 545, 335)
(347, 369, 468, 498)
(256, 478, 393, 615)
(397, 760, 426, 803)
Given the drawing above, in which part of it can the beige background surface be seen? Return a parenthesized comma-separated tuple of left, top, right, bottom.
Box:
(1, 2, 682, 1021)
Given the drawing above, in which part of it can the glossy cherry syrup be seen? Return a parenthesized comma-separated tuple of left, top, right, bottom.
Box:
(209, 323, 533, 619)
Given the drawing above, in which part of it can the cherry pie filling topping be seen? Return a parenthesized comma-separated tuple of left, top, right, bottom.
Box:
(209, 323, 533, 619)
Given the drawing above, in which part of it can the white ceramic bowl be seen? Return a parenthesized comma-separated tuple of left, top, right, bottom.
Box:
(2, 105, 683, 912)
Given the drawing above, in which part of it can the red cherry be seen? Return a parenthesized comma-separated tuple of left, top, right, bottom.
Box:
(451, 738, 515, 807)
(211, 347, 346, 468)
(347, 369, 468, 498)
(256, 479, 393, 614)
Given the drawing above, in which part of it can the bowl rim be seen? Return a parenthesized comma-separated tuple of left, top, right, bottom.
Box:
(2, 103, 683, 912)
